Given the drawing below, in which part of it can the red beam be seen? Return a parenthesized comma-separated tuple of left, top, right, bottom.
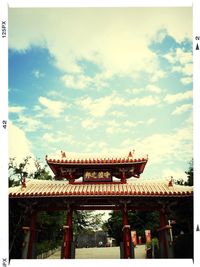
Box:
(69, 181, 125, 185)
(73, 205, 121, 210)
(36, 205, 162, 212)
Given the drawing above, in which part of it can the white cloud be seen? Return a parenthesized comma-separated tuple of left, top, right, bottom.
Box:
(146, 85, 162, 94)
(106, 126, 128, 135)
(81, 119, 99, 130)
(164, 48, 192, 65)
(111, 111, 126, 117)
(152, 28, 168, 43)
(33, 105, 42, 111)
(9, 106, 26, 113)
(18, 115, 41, 132)
(47, 90, 62, 97)
(42, 133, 75, 145)
(84, 141, 108, 154)
(126, 88, 144, 95)
(105, 120, 127, 134)
(164, 47, 192, 83)
(150, 70, 166, 83)
(39, 96, 68, 117)
(9, 8, 192, 78)
(164, 90, 192, 104)
(61, 74, 92, 89)
(123, 120, 143, 128)
(105, 119, 133, 135)
(172, 63, 192, 76)
(140, 126, 192, 164)
(162, 168, 188, 181)
(32, 69, 44, 79)
(126, 85, 162, 95)
(147, 118, 156, 124)
(172, 103, 192, 115)
(16, 115, 51, 132)
(77, 93, 160, 117)
(130, 95, 160, 106)
(42, 133, 58, 143)
(9, 121, 36, 173)
(120, 118, 192, 167)
(175, 48, 192, 65)
(180, 77, 193, 85)
(76, 93, 116, 117)
(105, 118, 155, 135)
(64, 115, 71, 122)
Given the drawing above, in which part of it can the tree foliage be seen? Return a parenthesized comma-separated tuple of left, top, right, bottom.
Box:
(35, 211, 66, 256)
(103, 210, 159, 245)
(9, 156, 31, 187)
(175, 159, 193, 186)
(9, 157, 52, 187)
(185, 159, 193, 186)
(31, 158, 52, 180)
(73, 211, 105, 242)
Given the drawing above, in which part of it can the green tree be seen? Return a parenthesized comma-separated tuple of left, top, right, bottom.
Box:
(73, 210, 91, 241)
(9, 156, 31, 187)
(175, 159, 193, 186)
(73, 211, 105, 242)
(104, 210, 160, 245)
(35, 211, 66, 256)
(9, 157, 52, 187)
(104, 211, 122, 245)
(9, 200, 29, 259)
(185, 159, 193, 186)
(31, 158, 52, 180)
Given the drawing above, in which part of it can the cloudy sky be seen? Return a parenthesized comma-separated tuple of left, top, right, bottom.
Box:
(8, 7, 192, 181)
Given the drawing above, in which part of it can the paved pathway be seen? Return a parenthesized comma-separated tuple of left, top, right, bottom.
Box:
(47, 245, 146, 259)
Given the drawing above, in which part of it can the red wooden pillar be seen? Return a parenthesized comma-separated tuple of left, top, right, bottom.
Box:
(121, 169, 127, 183)
(69, 172, 75, 184)
(27, 212, 37, 259)
(122, 206, 131, 258)
(63, 208, 73, 259)
(159, 210, 168, 258)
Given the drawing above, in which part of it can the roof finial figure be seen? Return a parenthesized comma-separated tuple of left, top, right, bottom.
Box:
(168, 176, 173, 187)
(128, 149, 135, 158)
(61, 151, 66, 158)
(21, 176, 26, 189)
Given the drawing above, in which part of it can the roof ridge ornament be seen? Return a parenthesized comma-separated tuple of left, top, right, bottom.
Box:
(21, 176, 27, 190)
(128, 150, 135, 158)
(168, 176, 173, 187)
(61, 151, 67, 158)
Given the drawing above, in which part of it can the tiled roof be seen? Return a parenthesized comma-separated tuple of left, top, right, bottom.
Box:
(46, 155, 148, 180)
(46, 155, 148, 165)
(9, 179, 193, 198)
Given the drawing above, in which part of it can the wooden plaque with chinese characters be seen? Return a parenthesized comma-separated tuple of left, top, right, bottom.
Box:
(83, 170, 112, 182)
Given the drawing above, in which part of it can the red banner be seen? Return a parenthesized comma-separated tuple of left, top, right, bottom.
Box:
(131, 231, 137, 246)
(145, 230, 151, 243)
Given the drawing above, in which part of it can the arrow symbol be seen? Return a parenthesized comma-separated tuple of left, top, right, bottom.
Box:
(196, 43, 199, 50)
(196, 224, 200, 231)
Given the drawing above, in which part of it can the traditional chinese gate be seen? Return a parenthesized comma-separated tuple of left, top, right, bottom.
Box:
(9, 152, 193, 259)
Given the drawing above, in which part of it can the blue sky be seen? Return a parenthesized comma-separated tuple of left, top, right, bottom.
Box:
(8, 7, 192, 181)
